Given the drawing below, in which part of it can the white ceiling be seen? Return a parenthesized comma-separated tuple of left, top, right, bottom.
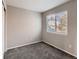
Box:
(6, 0, 70, 12)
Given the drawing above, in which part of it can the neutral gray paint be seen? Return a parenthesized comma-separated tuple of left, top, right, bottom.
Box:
(7, 6, 42, 51)
(42, 0, 77, 56)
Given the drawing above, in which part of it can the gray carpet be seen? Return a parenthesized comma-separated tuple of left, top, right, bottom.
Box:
(4, 42, 76, 59)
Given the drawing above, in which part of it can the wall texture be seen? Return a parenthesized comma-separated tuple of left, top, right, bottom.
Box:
(7, 6, 42, 50)
(42, 0, 77, 57)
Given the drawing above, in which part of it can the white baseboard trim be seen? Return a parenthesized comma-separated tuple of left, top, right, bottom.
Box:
(43, 40, 77, 57)
(5, 40, 77, 57)
(6, 40, 41, 52)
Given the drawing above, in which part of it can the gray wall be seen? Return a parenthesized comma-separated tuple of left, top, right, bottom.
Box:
(42, 0, 77, 56)
(6, 6, 42, 51)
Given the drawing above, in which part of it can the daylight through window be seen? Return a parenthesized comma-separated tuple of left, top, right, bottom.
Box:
(47, 11, 67, 34)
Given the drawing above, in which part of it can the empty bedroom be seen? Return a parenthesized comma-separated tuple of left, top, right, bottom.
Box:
(3, 0, 77, 59)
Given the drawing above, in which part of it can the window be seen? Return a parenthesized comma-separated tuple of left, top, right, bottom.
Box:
(47, 11, 67, 35)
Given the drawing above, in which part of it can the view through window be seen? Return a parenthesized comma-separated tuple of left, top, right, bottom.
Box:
(47, 11, 67, 34)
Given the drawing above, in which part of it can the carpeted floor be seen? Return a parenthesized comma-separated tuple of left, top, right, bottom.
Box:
(4, 42, 76, 59)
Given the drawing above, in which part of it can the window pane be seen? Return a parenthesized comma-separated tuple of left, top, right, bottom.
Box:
(47, 15, 55, 32)
(47, 11, 67, 35)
